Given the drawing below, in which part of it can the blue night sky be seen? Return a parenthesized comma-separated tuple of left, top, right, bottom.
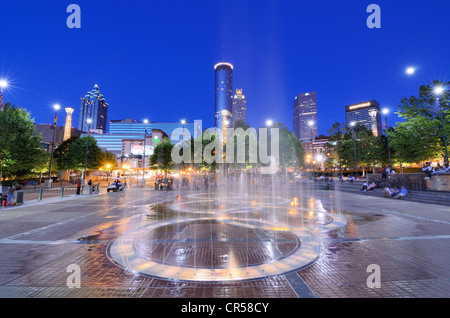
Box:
(0, 0, 449, 135)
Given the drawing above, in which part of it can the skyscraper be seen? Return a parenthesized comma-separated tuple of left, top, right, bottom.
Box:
(214, 62, 233, 135)
(293, 92, 318, 142)
(345, 100, 382, 136)
(232, 88, 247, 126)
(78, 84, 109, 133)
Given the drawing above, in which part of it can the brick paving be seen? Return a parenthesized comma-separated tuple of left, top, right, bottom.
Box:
(0, 183, 449, 298)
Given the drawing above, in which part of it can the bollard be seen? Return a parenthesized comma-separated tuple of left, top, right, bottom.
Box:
(61, 186, 64, 198)
(39, 188, 43, 201)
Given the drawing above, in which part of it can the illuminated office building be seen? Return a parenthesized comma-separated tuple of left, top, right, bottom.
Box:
(78, 84, 109, 133)
(345, 100, 382, 136)
(293, 92, 318, 142)
(214, 62, 233, 134)
(232, 88, 247, 126)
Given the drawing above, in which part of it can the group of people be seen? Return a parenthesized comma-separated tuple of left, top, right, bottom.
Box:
(0, 182, 22, 206)
(422, 163, 450, 180)
(381, 166, 396, 180)
(361, 181, 377, 192)
(383, 185, 408, 199)
(155, 176, 174, 191)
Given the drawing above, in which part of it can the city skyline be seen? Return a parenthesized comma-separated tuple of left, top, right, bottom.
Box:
(0, 1, 448, 136)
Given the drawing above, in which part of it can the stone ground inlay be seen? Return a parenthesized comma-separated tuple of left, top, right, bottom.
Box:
(0, 183, 449, 298)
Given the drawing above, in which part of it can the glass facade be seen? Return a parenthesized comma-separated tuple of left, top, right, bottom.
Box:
(83, 121, 197, 155)
(232, 88, 247, 126)
(345, 100, 382, 136)
(293, 92, 318, 141)
(215, 63, 233, 131)
(78, 84, 109, 133)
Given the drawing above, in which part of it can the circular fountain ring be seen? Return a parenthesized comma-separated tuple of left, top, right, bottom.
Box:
(107, 217, 321, 282)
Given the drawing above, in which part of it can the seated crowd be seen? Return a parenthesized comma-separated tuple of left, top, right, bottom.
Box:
(422, 164, 450, 180)
(383, 185, 408, 199)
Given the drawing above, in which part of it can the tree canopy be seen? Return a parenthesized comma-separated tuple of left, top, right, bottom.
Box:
(0, 103, 48, 180)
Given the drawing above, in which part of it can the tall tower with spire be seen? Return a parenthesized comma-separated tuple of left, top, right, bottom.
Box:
(63, 108, 75, 141)
(78, 84, 109, 133)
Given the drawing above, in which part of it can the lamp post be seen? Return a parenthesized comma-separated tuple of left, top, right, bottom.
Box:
(308, 120, 315, 175)
(382, 108, 393, 169)
(142, 119, 149, 185)
(350, 121, 358, 177)
(181, 119, 186, 171)
(47, 104, 61, 187)
(0, 79, 7, 111)
(84, 118, 92, 182)
(434, 86, 449, 167)
(0, 80, 8, 184)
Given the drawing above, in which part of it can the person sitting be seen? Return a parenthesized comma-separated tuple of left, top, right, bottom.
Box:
(361, 182, 368, 191)
(423, 164, 434, 179)
(383, 186, 393, 197)
(391, 187, 400, 196)
(394, 186, 408, 199)
(367, 182, 376, 192)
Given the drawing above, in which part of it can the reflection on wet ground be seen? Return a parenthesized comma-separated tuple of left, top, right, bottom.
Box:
(0, 183, 450, 298)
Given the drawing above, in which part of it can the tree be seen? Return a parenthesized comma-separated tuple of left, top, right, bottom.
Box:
(327, 122, 388, 174)
(99, 151, 118, 171)
(387, 80, 449, 164)
(59, 136, 103, 172)
(149, 138, 174, 176)
(53, 136, 79, 171)
(0, 103, 48, 181)
(275, 123, 305, 170)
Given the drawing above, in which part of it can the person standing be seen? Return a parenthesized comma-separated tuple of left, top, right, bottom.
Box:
(6, 185, 14, 205)
(76, 179, 81, 195)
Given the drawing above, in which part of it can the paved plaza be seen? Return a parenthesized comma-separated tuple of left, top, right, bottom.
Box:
(0, 182, 449, 299)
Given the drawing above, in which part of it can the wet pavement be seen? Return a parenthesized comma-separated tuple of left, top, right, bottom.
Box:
(0, 183, 449, 298)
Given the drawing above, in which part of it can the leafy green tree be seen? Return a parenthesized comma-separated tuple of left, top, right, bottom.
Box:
(149, 138, 174, 176)
(327, 122, 388, 174)
(59, 136, 103, 172)
(0, 103, 48, 181)
(275, 123, 305, 170)
(53, 136, 79, 171)
(99, 151, 119, 170)
(387, 80, 449, 164)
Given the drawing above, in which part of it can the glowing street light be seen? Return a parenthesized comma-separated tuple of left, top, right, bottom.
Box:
(266, 119, 273, 127)
(406, 67, 415, 75)
(434, 86, 444, 95)
(0, 79, 8, 111)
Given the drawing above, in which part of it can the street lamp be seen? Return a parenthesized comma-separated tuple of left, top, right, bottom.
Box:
(142, 119, 149, 185)
(266, 119, 273, 127)
(382, 108, 393, 169)
(406, 67, 415, 75)
(350, 121, 358, 178)
(308, 120, 315, 159)
(0, 79, 8, 111)
(84, 118, 92, 181)
(47, 104, 61, 187)
(434, 86, 449, 167)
